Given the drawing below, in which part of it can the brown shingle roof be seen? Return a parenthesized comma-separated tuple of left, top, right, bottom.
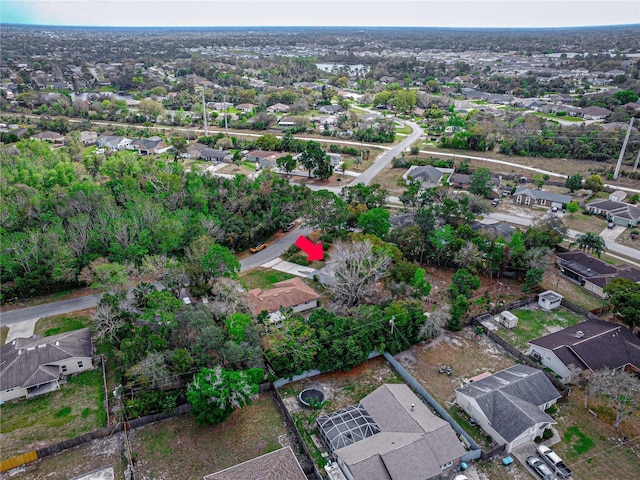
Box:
(248, 277, 320, 316)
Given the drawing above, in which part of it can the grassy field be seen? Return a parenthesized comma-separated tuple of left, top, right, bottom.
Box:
(131, 393, 288, 480)
(33, 312, 92, 337)
(561, 211, 608, 234)
(0, 369, 106, 459)
(239, 267, 295, 290)
(493, 306, 583, 351)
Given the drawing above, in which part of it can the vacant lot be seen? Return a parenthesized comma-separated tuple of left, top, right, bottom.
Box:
(131, 392, 290, 480)
(494, 305, 583, 351)
(0, 369, 106, 459)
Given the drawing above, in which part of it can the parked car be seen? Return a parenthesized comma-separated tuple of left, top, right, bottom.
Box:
(491, 198, 500, 207)
(282, 222, 296, 232)
(537, 445, 572, 478)
(249, 243, 267, 253)
(526, 456, 555, 480)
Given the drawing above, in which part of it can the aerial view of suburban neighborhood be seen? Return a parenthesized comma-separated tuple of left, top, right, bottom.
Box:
(1, 8, 640, 480)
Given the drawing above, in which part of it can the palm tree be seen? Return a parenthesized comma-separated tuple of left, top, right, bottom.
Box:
(576, 232, 606, 258)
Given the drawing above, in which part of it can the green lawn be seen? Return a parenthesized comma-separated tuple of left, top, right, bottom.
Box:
(33, 314, 91, 337)
(0, 369, 106, 459)
(0, 325, 8, 346)
(240, 268, 295, 290)
(494, 307, 583, 351)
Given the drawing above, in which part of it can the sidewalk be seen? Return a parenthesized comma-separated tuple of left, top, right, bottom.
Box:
(261, 257, 318, 279)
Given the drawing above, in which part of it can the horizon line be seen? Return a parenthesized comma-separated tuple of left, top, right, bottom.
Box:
(2, 22, 638, 29)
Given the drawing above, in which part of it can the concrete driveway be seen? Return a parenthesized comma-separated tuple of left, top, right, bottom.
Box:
(510, 432, 562, 480)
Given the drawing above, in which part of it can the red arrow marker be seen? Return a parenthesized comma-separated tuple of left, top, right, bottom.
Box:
(294, 236, 324, 261)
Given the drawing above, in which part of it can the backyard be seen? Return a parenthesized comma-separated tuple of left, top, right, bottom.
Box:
(0, 368, 106, 460)
(130, 392, 291, 480)
(492, 305, 584, 351)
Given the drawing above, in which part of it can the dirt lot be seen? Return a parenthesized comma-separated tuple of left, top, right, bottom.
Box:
(130, 393, 291, 480)
(0, 433, 126, 480)
(2, 392, 292, 480)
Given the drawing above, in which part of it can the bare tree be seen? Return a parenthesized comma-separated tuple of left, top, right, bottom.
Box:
(587, 369, 640, 429)
(92, 303, 126, 344)
(128, 352, 172, 389)
(420, 303, 448, 339)
(323, 240, 391, 308)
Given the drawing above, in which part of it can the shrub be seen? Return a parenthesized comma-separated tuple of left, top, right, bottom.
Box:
(56, 406, 72, 417)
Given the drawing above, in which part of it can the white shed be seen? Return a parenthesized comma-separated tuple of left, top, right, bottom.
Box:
(499, 310, 518, 329)
(538, 290, 563, 311)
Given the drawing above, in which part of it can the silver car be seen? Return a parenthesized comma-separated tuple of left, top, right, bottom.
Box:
(527, 455, 555, 480)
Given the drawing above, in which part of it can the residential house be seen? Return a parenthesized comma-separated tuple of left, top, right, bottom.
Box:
(248, 277, 320, 324)
(319, 104, 342, 114)
(556, 250, 640, 298)
(128, 137, 171, 155)
(513, 188, 572, 209)
(471, 221, 515, 241)
(0, 328, 93, 403)
(182, 142, 208, 159)
(403, 165, 454, 188)
(317, 384, 466, 480)
(79, 131, 98, 146)
(455, 364, 560, 453)
(580, 106, 613, 120)
(585, 199, 640, 227)
(277, 116, 298, 128)
(246, 150, 286, 169)
(30, 131, 65, 145)
(266, 103, 290, 113)
(203, 446, 307, 480)
(450, 172, 501, 197)
(200, 148, 232, 163)
(529, 319, 640, 382)
(97, 135, 131, 151)
(236, 103, 255, 113)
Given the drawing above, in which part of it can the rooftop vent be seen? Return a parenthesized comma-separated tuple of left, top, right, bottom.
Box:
(575, 330, 584, 339)
(411, 404, 415, 411)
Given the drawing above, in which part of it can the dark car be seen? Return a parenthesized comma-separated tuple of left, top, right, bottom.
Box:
(249, 243, 267, 253)
(537, 445, 572, 478)
(282, 222, 296, 232)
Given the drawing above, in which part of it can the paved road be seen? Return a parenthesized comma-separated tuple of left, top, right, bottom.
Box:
(240, 225, 312, 271)
(0, 295, 101, 326)
(484, 213, 640, 263)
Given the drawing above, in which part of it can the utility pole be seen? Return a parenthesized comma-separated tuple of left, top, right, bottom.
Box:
(201, 87, 208, 136)
(613, 117, 634, 179)
(223, 94, 228, 135)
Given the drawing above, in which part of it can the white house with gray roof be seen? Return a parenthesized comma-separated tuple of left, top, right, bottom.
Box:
(317, 384, 466, 480)
(0, 328, 94, 402)
(455, 364, 560, 453)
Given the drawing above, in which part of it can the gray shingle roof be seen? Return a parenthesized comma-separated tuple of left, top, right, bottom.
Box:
(455, 365, 559, 442)
(530, 319, 640, 372)
(203, 446, 307, 480)
(514, 188, 572, 204)
(319, 384, 465, 480)
(0, 328, 93, 391)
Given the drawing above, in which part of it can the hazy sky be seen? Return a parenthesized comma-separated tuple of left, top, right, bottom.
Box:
(2, 0, 639, 28)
